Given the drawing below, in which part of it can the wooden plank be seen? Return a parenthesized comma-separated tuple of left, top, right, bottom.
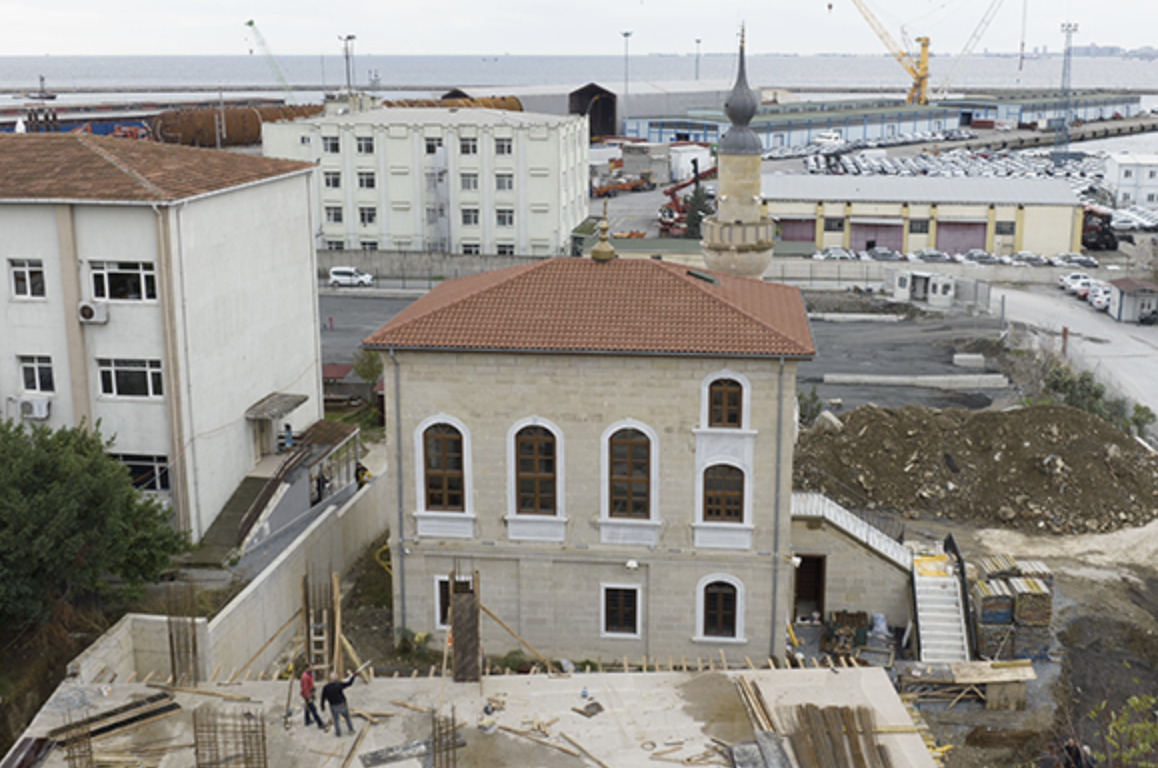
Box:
(339, 724, 368, 768)
(340, 634, 372, 683)
(947, 662, 1035, 684)
(478, 603, 558, 675)
(497, 726, 580, 757)
(560, 732, 612, 768)
(391, 700, 429, 713)
(146, 683, 252, 702)
(228, 608, 303, 684)
(332, 572, 343, 676)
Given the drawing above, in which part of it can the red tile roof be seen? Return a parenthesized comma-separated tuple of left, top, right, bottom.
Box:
(1110, 278, 1158, 294)
(0, 134, 312, 203)
(364, 258, 814, 358)
(322, 364, 354, 381)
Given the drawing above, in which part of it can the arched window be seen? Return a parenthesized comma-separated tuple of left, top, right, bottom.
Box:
(609, 428, 649, 519)
(516, 426, 556, 514)
(424, 424, 463, 511)
(708, 378, 743, 428)
(703, 581, 737, 637)
(703, 465, 744, 522)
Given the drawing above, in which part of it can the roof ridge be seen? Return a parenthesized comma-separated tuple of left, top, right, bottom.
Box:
(77, 134, 168, 201)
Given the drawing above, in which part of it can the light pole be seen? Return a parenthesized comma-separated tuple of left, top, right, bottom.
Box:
(339, 34, 357, 94)
(695, 38, 702, 80)
(621, 31, 633, 136)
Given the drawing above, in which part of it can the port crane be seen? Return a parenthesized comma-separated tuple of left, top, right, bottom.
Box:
(934, 0, 1007, 99)
(244, 20, 296, 104)
(847, 0, 930, 105)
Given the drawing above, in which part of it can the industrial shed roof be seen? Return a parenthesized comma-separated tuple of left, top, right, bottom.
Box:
(300, 107, 579, 128)
(760, 175, 1079, 207)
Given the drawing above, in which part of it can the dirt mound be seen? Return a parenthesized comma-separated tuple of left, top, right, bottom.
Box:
(800, 289, 921, 318)
(794, 404, 1158, 534)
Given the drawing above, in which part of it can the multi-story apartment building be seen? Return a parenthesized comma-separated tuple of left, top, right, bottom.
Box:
(1, 134, 323, 541)
(262, 107, 588, 257)
(1105, 153, 1158, 209)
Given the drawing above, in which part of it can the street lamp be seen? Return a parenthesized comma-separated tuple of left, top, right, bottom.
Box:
(621, 31, 633, 136)
(695, 38, 702, 80)
(339, 35, 357, 94)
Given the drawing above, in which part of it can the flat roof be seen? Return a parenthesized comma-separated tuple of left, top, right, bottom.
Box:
(761, 175, 1079, 207)
(298, 107, 578, 128)
(1108, 153, 1158, 165)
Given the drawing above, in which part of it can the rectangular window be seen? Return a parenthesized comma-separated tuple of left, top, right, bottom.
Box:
(435, 575, 474, 629)
(1149, 170, 1157, 179)
(496, 173, 514, 192)
(325, 206, 343, 224)
(324, 171, 341, 189)
(497, 244, 515, 256)
(10, 259, 46, 298)
(462, 243, 480, 255)
(495, 138, 513, 156)
(1124, 169, 1133, 179)
(91, 262, 156, 301)
(357, 171, 376, 189)
(426, 207, 440, 226)
(909, 219, 930, 234)
(461, 173, 478, 191)
(325, 240, 345, 251)
(97, 358, 163, 398)
(460, 137, 478, 155)
(111, 454, 170, 491)
(299, 136, 310, 145)
(19, 355, 54, 393)
(322, 136, 340, 153)
(425, 137, 443, 155)
(603, 586, 640, 636)
(360, 241, 378, 251)
(359, 206, 377, 226)
(994, 221, 1016, 236)
(461, 208, 479, 226)
(1149, 194, 1157, 203)
(496, 209, 515, 227)
(356, 136, 374, 154)
(823, 217, 844, 232)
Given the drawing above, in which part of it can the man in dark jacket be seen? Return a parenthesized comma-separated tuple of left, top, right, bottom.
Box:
(320, 671, 358, 736)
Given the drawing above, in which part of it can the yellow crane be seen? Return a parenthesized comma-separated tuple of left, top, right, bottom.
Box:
(847, 0, 930, 105)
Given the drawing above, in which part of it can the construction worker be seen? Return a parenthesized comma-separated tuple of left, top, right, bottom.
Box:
(320, 671, 358, 736)
(299, 663, 327, 731)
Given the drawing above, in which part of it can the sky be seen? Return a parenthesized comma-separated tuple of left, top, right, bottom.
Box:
(1, 0, 1146, 58)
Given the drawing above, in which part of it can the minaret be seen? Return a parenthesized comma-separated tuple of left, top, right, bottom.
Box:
(701, 27, 775, 279)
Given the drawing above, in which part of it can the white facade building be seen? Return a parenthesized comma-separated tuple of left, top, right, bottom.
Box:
(1105, 153, 1158, 209)
(1, 134, 323, 542)
(262, 107, 589, 257)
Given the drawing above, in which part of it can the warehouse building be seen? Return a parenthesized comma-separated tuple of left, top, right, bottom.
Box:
(762, 175, 1081, 257)
(263, 108, 588, 257)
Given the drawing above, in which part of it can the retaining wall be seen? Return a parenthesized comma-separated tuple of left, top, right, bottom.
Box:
(317, 249, 544, 281)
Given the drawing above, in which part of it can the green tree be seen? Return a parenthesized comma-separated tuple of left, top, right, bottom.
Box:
(352, 347, 384, 384)
(0, 420, 189, 627)
(798, 386, 823, 428)
(683, 186, 713, 239)
(1087, 694, 1158, 767)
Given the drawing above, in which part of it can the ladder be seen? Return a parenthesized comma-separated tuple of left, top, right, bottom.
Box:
(913, 556, 970, 663)
(308, 608, 331, 677)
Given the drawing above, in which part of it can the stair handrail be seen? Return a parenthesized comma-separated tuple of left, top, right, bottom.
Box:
(943, 533, 975, 661)
(237, 437, 314, 545)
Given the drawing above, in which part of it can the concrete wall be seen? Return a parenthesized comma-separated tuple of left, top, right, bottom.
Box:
(68, 614, 205, 684)
(790, 520, 912, 628)
(317, 249, 545, 281)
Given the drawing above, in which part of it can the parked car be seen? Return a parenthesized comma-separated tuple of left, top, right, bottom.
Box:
(867, 246, 902, 261)
(1013, 250, 1047, 266)
(1141, 309, 1158, 325)
(1091, 290, 1112, 311)
(1070, 254, 1100, 268)
(1059, 271, 1091, 289)
(1072, 279, 1095, 299)
(1087, 283, 1112, 305)
(812, 246, 854, 261)
(914, 248, 951, 263)
(962, 249, 998, 264)
(329, 266, 374, 288)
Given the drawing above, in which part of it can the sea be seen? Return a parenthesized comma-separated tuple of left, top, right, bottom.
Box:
(3, 52, 1158, 152)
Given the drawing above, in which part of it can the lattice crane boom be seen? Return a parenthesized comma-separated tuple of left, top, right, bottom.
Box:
(847, 0, 930, 105)
(936, 0, 1007, 99)
(244, 19, 296, 104)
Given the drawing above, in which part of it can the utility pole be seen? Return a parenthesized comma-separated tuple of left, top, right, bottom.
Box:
(339, 34, 357, 94)
(1053, 22, 1077, 167)
(695, 38, 702, 80)
(621, 31, 633, 136)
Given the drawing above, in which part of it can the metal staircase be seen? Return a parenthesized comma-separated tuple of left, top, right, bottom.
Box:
(913, 555, 970, 663)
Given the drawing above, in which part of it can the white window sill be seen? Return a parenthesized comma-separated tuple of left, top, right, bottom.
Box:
(504, 514, 566, 542)
(692, 428, 758, 437)
(600, 630, 642, 640)
(414, 510, 475, 539)
(692, 523, 753, 550)
(598, 518, 660, 547)
(692, 635, 748, 645)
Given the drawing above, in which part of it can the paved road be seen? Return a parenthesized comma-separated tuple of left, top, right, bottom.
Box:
(319, 292, 419, 365)
(992, 284, 1158, 417)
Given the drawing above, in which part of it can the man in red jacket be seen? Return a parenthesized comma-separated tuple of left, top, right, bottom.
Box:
(299, 663, 327, 731)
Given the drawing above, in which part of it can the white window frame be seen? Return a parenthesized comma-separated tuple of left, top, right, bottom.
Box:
(324, 171, 341, 189)
(462, 243, 480, 255)
(600, 583, 642, 639)
(357, 171, 376, 189)
(356, 136, 374, 154)
(97, 358, 164, 398)
(495, 137, 513, 156)
(496, 209, 515, 227)
(359, 206, 377, 226)
(111, 453, 171, 492)
(325, 240, 345, 251)
(425, 137, 443, 155)
(496, 244, 515, 256)
(91, 261, 157, 302)
(698, 370, 753, 430)
(19, 355, 54, 393)
(693, 572, 746, 644)
(325, 206, 343, 224)
(461, 208, 479, 227)
(10, 259, 46, 299)
(461, 173, 478, 192)
(413, 414, 475, 539)
(505, 416, 566, 542)
(460, 137, 478, 155)
(360, 241, 378, 251)
(692, 459, 754, 550)
(322, 136, 340, 154)
(598, 419, 660, 546)
(496, 173, 514, 192)
(433, 573, 475, 630)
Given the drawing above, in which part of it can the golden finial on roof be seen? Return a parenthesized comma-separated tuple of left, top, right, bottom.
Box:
(591, 198, 616, 263)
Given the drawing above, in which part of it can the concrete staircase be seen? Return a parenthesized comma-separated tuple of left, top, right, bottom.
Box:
(913, 556, 970, 663)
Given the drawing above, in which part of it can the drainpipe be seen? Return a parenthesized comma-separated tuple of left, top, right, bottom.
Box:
(390, 349, 406, 637)
(771, 357, 785, 657)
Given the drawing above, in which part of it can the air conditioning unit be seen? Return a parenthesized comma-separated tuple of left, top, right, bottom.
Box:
(19, 397, 51, 421)
(78, 301, 109, 324)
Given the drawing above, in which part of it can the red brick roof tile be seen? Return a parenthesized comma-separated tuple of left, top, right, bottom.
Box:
(364, 258, 814, 358)
(0, 134, 311, 203)
(322, 364, 354, 381)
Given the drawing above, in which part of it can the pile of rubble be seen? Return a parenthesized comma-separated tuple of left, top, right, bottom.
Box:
(794, 404, 1158, 534)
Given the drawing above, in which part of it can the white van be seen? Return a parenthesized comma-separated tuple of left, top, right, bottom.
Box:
(814, 130, 843, 146)
(329, 266, 374, 288)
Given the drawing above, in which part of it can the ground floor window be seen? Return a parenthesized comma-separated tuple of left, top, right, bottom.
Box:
(703, 581, 737, 637)
(602, 585, 640, 637)
(111, 454, 170, 491)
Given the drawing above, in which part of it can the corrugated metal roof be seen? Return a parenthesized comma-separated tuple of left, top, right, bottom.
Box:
(761, 175, 1079, 207)
(301, 107, 578, 128)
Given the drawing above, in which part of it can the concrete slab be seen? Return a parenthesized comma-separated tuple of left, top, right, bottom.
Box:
(22, 668, 935, 768)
